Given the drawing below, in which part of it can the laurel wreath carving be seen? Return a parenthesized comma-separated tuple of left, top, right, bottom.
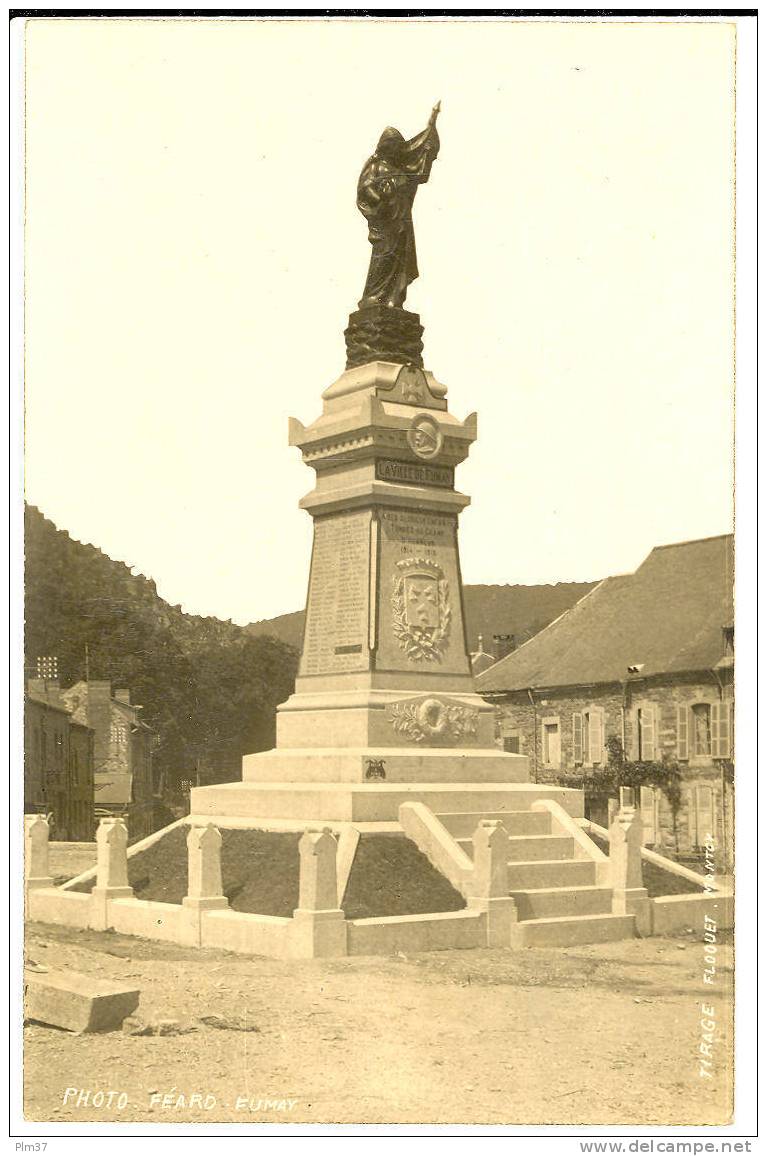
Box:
(391, 559, 451, 662)
(389, 697, 479, 744)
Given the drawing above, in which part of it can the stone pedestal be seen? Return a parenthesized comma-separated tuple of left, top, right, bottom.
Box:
(191, 358, 564, 827)
(239, 362, 520, 783)
(345, 306, 424, 369)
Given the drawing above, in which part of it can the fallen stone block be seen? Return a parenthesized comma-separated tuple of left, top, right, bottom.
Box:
(24, 969, 140, 1033)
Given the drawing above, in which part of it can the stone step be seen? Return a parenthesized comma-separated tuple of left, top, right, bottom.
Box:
(511, 913, 636, 948)
(436, 810, 552, 839)
(190, 782, 584, 824)
(506, 835, 574, 862)
(242, 748, 530, 785)
(510, 886, 613, 920)
(507, 858, 597, 889)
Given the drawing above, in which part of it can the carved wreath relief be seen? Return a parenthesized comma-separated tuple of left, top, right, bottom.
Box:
(389, 697, 479, 744)
(391, 557, 451, 661)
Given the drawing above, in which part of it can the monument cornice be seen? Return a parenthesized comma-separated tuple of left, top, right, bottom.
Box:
(297, 479, 471, 518)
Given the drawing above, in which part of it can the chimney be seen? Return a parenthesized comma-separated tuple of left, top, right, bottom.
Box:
(27, 678, 63, 708)
(85, 681, 113, 769)
(493, 634, 516, 661)
(114, 689, 131, 705)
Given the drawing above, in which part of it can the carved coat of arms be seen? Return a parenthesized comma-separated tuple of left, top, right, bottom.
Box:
(392, 558, 451, 661)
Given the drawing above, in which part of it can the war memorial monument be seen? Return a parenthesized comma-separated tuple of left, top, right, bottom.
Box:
(25, 108, 731, 961)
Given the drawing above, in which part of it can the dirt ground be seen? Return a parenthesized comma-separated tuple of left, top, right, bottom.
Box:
(23, 921, 733, 1127)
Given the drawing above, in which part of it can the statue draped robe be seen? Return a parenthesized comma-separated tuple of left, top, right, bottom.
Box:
(357, 121, 440, 309)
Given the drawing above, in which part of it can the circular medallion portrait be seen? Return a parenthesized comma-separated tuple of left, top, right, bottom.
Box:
(407, 413, 443, 460)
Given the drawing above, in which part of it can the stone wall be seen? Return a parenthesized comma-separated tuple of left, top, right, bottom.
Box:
(487, 673, 734, 868)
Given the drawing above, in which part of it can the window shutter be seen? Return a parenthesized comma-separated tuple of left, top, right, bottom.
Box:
(676, 705, 689, 759)
(730, 701, 735, 758)
(711, 702, 721, 757)
(712, 702, 731, 759)
(640, 706, 656, 762)
(572, 713, 583, 765)
(589, 708, 605, 766)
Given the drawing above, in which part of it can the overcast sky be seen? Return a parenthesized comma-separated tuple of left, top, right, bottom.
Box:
(23, 18, 735, 625)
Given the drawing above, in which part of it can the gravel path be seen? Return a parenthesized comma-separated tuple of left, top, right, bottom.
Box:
(23, 921, 733, 1126)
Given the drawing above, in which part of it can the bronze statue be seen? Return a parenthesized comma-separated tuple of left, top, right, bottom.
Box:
(357, 103, 441, 310)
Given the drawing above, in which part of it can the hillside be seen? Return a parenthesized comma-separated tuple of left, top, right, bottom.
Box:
(24, 505, 299, 790)
(247, 581, 596, 654)
(247, 610, 305, 652)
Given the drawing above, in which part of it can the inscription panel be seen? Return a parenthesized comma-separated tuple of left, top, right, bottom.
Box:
(375, 458, 454, 488)
(376, 508, 470, 675)
(299, 510, 372, 676)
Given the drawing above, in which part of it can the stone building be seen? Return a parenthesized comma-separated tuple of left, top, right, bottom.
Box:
(59, 680, 156, 841)
(476, 535, 734, 868)
(25, 683, 94, 841)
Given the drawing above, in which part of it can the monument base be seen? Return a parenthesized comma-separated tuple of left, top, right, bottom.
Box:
(190, 780, 583, 824)
(241, 747, 528, 784)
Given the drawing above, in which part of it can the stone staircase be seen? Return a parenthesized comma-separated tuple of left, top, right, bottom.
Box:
(434, 808, 636, 947)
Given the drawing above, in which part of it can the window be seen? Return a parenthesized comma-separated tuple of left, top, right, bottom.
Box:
(503, 735, 521, 754)
(691, 704, 712, 757)
(541, 718, 561, 768)
(110, 723, 127, 746)
(678, 702, 731, 761)
(573, 707, 605, 767)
